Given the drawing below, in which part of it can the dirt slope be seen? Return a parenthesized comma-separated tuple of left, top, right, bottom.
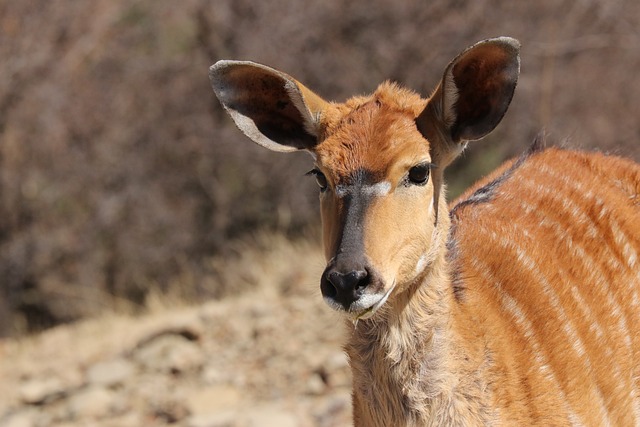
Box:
(0, 238, 353, 427)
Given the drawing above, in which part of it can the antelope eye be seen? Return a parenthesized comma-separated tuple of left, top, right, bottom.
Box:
(307, 169, 328, 191)
(408, 164, 431, 185)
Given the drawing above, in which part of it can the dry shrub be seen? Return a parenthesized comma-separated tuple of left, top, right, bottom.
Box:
(1, 0, 639, 336)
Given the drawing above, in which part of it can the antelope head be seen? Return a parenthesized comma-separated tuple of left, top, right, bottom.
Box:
(210, 37, 520, 320)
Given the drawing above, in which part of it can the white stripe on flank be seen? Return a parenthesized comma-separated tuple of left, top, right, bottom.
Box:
(504, 187, 639, 425)
(569, 283, 629, 402)
(531, 162, 640, 424)
(515, 167, 638, 354)
(492, 161, 640, 426)
(470, 256, 583, 425)
(569, 285, 604, 341)
(475, 217, 613, 426)
(506, 175, 634, 314)
(610, 218, 639, 269)
(539, 163, 639, 271)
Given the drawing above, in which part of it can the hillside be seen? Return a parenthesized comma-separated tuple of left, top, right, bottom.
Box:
(0, 237, 353, 427)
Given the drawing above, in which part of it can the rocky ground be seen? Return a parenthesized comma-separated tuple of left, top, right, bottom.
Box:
(0, 238, 353, 427)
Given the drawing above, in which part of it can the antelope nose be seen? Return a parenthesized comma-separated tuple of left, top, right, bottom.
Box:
(321, 268, 370, 309)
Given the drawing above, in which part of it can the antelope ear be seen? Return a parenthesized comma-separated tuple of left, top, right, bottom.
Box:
(417, 37, 519, 225)
(210, 61, 328, 152)
(417, 37, 520, 165)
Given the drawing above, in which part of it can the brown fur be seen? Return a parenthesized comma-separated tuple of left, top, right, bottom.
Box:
(210, 38, 640, 426)
(341, 125, 640, 425)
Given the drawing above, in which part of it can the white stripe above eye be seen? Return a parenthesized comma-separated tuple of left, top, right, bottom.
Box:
(363, 181, 392, 196)
(335, 181, 392, 198)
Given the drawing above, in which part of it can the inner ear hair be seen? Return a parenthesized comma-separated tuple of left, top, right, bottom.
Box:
(448, 39, 520, 142)
(210, 60, 328, 152)
(417, 38, 519, 165)
(416, 37, 520, 224)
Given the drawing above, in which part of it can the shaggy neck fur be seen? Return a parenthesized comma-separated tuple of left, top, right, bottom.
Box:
(346, 196, 494, 427)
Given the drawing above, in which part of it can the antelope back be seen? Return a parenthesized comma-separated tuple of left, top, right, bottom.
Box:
(449, 146, 640, 425)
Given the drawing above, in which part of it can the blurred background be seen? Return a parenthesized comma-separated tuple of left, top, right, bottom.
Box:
(2, 0, 640, 425)
(0, 0, 640, 427)
(3, 0, 640, 338)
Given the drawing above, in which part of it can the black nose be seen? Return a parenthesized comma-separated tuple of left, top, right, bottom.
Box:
(321, 267, 370, 309)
